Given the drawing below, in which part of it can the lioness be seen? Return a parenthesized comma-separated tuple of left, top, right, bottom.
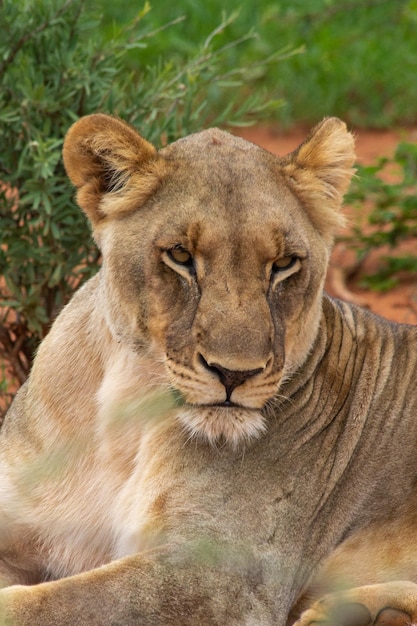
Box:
(1, 114, 417, 626)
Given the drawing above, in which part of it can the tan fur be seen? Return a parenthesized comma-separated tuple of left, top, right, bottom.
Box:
(1, 115, 417, 626)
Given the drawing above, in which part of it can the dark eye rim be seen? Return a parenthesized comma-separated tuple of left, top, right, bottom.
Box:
(272, 255, 299, 273)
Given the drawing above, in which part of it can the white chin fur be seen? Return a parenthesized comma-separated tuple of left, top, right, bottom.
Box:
(177, 406, 266, 448)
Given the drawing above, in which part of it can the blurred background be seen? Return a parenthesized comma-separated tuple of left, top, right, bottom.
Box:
(94, 0, 417, 129)
(1, 0, 417, 415)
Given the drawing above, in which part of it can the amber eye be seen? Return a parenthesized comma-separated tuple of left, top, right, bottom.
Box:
(272, 256, 297, 272)
(168, 247, 193, 266)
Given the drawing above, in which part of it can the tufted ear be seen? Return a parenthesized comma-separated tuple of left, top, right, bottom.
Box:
(63, 114, 168, 226)
(280, 117, 356, 244)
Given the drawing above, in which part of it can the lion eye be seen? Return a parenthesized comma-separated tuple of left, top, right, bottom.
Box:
(168, 247, 193, 266)
(272, 256, 297, 272)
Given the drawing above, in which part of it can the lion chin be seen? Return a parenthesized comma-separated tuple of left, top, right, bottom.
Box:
(177, 405, 267, 448)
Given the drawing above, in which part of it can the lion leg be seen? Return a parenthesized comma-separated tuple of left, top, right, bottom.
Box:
(0, 513, 45, 588)
(0, 516, 43, 588)
(0, 551, 43, 589)
(0, 548, 274, 626)
(295, 581, 417, 626)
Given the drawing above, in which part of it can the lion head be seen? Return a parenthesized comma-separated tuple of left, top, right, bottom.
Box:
(63, 115, 355, 446)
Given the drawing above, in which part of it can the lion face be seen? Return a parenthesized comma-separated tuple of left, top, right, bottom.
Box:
(63, 115, 355, 445)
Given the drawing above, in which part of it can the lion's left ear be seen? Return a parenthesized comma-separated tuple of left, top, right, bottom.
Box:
(63, 114, 168, 226)
(281, 117, 356, 243)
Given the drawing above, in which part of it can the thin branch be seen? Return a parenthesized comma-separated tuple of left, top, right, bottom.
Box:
(294, 0, 406, 25)
(0, 326, 28, 385)
(0, 0, 75, 76)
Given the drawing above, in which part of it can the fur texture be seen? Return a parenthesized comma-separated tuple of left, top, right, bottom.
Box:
(1, 115, 417, 626)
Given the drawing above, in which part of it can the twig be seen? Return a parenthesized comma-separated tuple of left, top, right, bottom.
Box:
(0, 0, 75, 77)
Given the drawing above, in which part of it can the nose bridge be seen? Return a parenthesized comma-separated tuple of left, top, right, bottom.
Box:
(197, 277, 273, 370)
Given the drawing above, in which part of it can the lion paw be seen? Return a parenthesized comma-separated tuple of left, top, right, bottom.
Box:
(295, 600, 373, 626)
(374, 608, 413, 626)
(296, 604, 412, 626)
(294, 582, 417, 626)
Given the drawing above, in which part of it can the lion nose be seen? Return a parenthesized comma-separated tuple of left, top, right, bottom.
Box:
(199, 355, 263, 400)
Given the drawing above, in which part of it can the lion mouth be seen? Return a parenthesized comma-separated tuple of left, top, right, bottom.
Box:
(177, 404, 267, 447)
(203, 400, 241, 409)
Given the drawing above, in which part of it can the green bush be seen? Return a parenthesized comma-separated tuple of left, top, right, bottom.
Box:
(345, 142, 417, 291)
(94, 0, 417, 128)
(0, 0, 281, 403)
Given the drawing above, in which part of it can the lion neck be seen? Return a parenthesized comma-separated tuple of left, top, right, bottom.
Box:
(262, 294, 417, 585)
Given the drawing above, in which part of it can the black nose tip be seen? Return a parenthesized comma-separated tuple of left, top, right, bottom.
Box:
(199, 355, 263, 400)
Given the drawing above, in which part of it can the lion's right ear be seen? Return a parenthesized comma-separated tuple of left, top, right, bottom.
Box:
(280, 117, 356, 245)
(63, 114, 167, 226)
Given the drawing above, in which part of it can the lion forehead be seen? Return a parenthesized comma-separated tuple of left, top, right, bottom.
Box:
(160, 127, 266, 157)
(154, 132, 302, 231)
(159, 128, 282, 186)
